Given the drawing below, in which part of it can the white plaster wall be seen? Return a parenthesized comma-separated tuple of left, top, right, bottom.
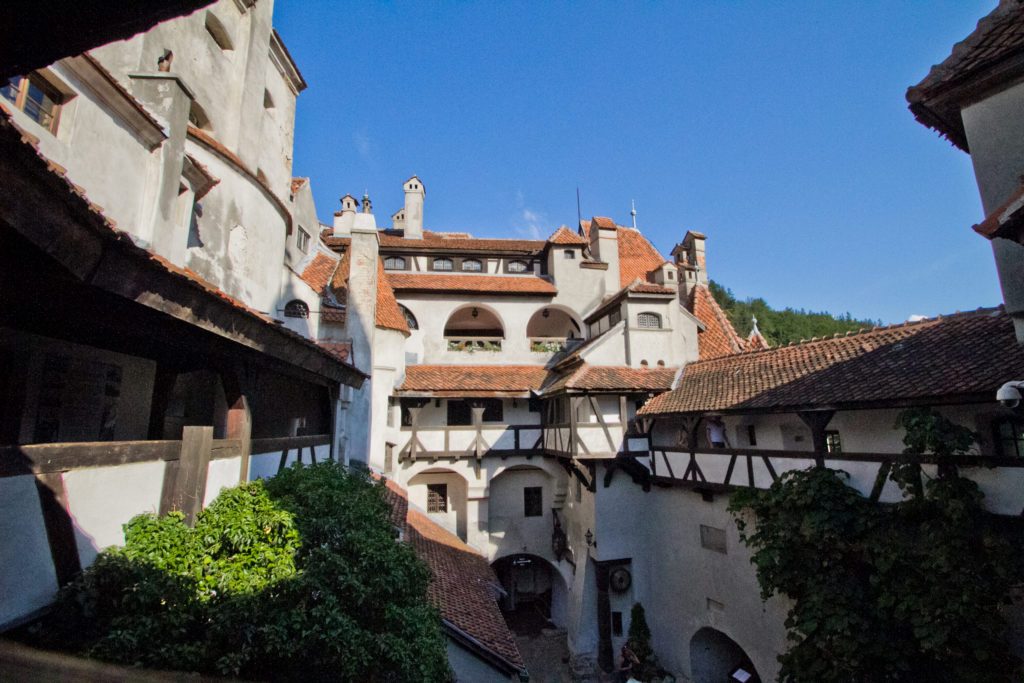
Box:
(63, 461, 165, 567)
(204, 456, 242, 506)
(487, 468, 555, 559)
(409, 469, 469, 539)
(4, 63, 158, 246)
(276, 264, 322, 339)
(0, 475, 59, 629)
(256, 61, 297, 200)
(548, 249, 608, 315)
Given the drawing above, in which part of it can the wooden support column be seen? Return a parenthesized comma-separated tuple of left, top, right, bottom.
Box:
(35, 472, 81, 586)
(221, 369, 252, 483)
(171, 426, 213, 526)
(569, 396, 582, 457)
(146, 366, 178, 440)
(798, 410, 835, 468)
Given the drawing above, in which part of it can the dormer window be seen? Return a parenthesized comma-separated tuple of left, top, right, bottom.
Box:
(284, 300, 309, 318)
(384, 256, 406, 270)
(432, 257, 453, 271)
(637, 312, 662, 329)
(507, 260, 528, 273)
(462, 259, 482, 272)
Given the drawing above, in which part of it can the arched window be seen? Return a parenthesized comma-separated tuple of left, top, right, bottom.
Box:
(462, 259, 482, 272)
(432, 257, 453, 271)
(284, 300, 309, 318)
(399, 304, 418, 330)
(507, 260, 528, 273)
(637, 312, 662, 329)
(205, 11, 235, 50)
(188, 100, 211, 131)
(384, 255, 406, 270)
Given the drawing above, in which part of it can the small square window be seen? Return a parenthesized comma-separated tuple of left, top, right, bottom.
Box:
(611, 611, 623, 637)
(564, 249, 576, 259)
(296, 227, 310, 252)
(825, 430, 842, 454)
(427, 484, 448, 513)
(699, 524, 727, 554)
(524, 486, 543, 517)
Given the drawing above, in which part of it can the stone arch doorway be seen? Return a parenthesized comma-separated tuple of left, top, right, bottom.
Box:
(491, 553, 568, 635)
(689, 627, 760, 683)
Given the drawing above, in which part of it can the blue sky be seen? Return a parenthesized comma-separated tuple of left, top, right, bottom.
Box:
(275, 1, 1001, 324)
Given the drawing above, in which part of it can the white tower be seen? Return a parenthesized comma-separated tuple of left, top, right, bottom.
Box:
(402, 175, 425, 239)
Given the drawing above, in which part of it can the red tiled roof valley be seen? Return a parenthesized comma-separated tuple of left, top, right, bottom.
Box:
(389, 273, 557, 295)
(689, 285, 744, 360)
(299, 252, 338, 295)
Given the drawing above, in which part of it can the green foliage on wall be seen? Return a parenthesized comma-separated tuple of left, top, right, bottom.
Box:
(36, 463, 452, 682)
(708, 280, 881, 347)
(729, 409, 1022, 682)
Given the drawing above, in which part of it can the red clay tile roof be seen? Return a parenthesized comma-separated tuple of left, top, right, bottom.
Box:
(641, 307, 1023, 415)
(907, 0, 1024, 151)
(398, 365, 549, 396)
(380, 480, 525, 674)
(376, 261, 411, 335)
(548, 226, 588, 245)
(745, 331, 771, 352)
(689, 285, 744, 360)
(317, 341, 352, 364)
(584, 279, 676, 325)
(290, 177, 307, 196)
(617, 228, 668, 287)
(0, 112, 366, 385)
(320, 306, 346, 324)
(388, 273, 557, 295)
(591, 216, 616, 230)
(299, 252, 338, 295)
(544, 364, 678, 393)
(379, 230, 546, 254)
(973, 182, 1024, 242)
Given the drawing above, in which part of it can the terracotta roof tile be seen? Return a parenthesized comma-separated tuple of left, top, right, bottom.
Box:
(376, 261, 411, 335)
(398, 365, 549, 395)
(298, 252, 338, 295)
(591, 216, 616, 229)
(689, 285, 744, 360)
(907, 0, 1024, 151)
(545, 364, 677, 393)
(388, 273, 557, 295)
(380, 480, 525, 673)
(973, 182, 1024, 242)
(290, 177, 307, 196)
(317, 341, 352, 364)
(641, 307, 1023, 415)
(548, 226, 588, 245)
(617, 228, 668, 287)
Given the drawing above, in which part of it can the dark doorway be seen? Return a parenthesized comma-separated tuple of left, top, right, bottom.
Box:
(492, 554, 558, 635)
(690, 627, 760, 683)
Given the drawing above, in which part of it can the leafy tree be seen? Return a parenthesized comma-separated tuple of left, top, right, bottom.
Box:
(627, 602, 654, 669)
(36, 463, 451, 682)
(729, 410, 1021, 682)
(709, 280, 880, 347)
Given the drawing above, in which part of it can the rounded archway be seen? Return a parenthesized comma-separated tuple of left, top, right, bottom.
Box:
(690, 627, 760, 683)
(408, 468, 469, 541)
(526, 305, 582, 341)
(444, 304, 504, 341)
(491, 553, 568, 634)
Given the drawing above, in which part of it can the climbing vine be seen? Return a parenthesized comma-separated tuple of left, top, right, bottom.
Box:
(729, 408, 1022, 682)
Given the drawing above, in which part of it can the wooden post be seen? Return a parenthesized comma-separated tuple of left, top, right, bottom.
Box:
(34, 472, 81, 585)
(798, 410, 835, 468)
(172, 426, 213, 526)
(408, 405, 422, 461)
(146, 366, 178, 440)
(221, 369, 252, 483)
(569, 396, 581, 457)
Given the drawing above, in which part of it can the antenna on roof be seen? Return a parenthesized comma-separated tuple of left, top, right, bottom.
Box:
(631, 199, 637, 229)
(576, 187, 582, 227)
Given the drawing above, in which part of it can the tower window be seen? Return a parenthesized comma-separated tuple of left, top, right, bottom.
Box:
(637, 312, 662, 329)
(524, 486, 543, 517)
(284, 300, 309, 318)
(427, 484, 448, 513)
(3, 72, 67, 133)
(564, 250, 576, 259)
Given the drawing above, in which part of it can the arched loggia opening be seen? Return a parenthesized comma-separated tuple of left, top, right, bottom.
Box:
(690, 627, 761, 683)
(444, 304, 505, 352)
(526, 306, 582, 353)
(491, 553, 568, 635)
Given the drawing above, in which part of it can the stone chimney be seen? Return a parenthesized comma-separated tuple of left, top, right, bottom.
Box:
(347, 207, 379, 375)
(333, 194, 358, 236)
(588, 216, 621, 295)
(672, 230, 708, 301)
(402, 175, 425, 239)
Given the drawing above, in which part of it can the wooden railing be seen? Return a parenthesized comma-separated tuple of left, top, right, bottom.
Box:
(398, 423, 543, 461)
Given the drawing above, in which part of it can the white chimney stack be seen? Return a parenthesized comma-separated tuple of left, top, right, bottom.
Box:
(333, 194, 358, 236)
(402, 175, 425, 239)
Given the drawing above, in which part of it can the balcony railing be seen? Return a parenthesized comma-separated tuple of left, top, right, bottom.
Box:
(530, 337, 583, 353)
(447, 337, 502, 352)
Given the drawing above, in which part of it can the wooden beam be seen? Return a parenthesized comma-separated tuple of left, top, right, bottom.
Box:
(172, 426, 212, 525)
(34, 472, 81, 586)
(797, 410, 835, 468)
(221, 368, 252, 483)
(588, 394, 617, 453)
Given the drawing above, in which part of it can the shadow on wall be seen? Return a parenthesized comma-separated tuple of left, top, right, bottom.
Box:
(689, 627, 760, 683)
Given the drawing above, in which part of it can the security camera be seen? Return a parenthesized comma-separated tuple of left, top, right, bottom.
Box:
(996, 381, 1024, 409)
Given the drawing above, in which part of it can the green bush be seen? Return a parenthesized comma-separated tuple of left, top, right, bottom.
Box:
(37, 463, 451, 682)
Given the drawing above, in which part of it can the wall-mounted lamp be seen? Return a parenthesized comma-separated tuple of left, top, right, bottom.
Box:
(471, 307, 479, 318)
(585, 529, 595, 548)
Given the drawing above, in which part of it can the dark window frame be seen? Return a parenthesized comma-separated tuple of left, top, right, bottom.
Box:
(431, 257, 454, 272)
(524, 486, 543, 517)
(461, 258, 483, 272)
(637, 311, 663, 329)
(825, 430, 842, 454)
(283, 300, 309, 318)
(384, 255, 407, 270)
(427, 483, 448, 513)
(506, 259, 529, 273)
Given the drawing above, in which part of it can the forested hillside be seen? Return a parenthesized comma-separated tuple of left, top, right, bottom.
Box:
(709, 281, 882, 348)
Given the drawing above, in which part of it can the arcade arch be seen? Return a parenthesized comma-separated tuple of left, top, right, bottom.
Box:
(689, 627, 760, 683)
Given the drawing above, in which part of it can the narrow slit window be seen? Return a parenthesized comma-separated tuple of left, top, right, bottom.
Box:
(524, 486, 543, 517)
